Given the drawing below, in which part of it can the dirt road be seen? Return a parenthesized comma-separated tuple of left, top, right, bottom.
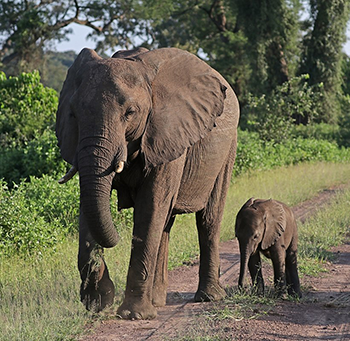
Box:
(82, 186, 350, 340)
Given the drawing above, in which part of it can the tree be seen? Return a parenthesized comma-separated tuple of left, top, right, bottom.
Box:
(236, 0, 301, 95)
(142, 0, 301, 98)
(0, 0, 147, 73)
(299, 0, 350, 123)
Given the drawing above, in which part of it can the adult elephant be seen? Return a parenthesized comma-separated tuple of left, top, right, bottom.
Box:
(56, 47, 239, 319)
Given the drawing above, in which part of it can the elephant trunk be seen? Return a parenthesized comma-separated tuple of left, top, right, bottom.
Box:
(78, 137, 124, 248)
(238, 243, 250, 289)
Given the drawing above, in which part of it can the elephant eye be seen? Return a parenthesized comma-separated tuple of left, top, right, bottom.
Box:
(253, 234, 259, 240)
(125, 107, 136, 120)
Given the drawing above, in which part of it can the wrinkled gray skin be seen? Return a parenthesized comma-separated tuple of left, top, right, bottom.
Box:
(235, 198, 302, 298)
(56, 47, 239, 319)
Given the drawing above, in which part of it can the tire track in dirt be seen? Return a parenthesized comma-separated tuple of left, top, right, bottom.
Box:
(82, 184, 350, 340)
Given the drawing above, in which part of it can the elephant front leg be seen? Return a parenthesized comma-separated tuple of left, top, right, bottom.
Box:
(78, 211, 115, 312)
(117, 160, 184, 319)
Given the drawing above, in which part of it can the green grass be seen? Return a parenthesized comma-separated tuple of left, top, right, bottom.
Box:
(0, 240, 87, 341)
(298, 187, 350, 276)
(1, 161, 350, 340)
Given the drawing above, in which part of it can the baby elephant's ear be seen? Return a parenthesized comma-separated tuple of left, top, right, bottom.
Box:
(261, 200, 286, 250)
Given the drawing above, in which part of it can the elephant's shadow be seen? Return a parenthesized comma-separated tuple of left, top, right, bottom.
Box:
(166, 291, 195, 305)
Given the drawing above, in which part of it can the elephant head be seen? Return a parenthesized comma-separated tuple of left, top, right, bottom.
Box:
(56, 47, 227, 249)
(235, 198, 286, 287)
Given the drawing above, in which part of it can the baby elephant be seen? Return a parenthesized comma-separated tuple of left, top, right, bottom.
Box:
(235, 198, 302, 298)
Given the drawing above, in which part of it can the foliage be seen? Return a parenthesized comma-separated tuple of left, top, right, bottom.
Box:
(241, 75, 323, 142)
(338, 94, 350, 147)
(236, 0, 301, 94)
(0, 175, 134, 257)
(290, 122, 341, 143)
(0, 70, 65, 184)
(234, 129, 350, 177)
(0, 129, 66, 184)
(0, 0, 146, 73)
(0, 70, 57, 147)
(142, 0, 302, 98)
(0, 176, 79, 257)
(39, 50, 76, 92)
(299, 0, 350, 123)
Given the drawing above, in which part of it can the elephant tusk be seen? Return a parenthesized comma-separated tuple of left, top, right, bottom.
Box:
(58, 166, 78, 184)
(115, 161, 125, 173)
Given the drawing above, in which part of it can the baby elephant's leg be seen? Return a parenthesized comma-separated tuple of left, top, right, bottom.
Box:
(248, 252, 264, 294)
(270, 249, 286, 297)
(285, 242, 302, 298)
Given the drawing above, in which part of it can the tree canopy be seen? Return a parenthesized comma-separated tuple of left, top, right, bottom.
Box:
(0, 0, 350, 124)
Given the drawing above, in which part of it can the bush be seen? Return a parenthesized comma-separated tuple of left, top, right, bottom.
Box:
(234, 129, 350, 177)
(0, 71, 58, 147)
(338, 94, 350, 147)
(241, 75, 323, 143)
(0, 176, 79, 257)
(291, 122, 341, 143)
(0, 129, 66, 184)
(0, 174, 134, 257)
(0, 71, 64, 184)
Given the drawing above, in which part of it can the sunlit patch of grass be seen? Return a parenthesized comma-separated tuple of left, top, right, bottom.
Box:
(210, 287, 277, 321)
(0, 239, 88, 341)
(297, 187, 350, 276)
(168, 289, 277, 341)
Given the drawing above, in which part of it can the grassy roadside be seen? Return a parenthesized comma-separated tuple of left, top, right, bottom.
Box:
(1, 162, 350, 340)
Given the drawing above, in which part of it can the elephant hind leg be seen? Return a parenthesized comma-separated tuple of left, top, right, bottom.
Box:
(286, 244, 302, 298)
(194, 146, 235, 302)
(152, 216, 176, 307)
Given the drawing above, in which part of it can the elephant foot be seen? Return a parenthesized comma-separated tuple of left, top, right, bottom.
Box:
(287, 286, 302, 299)
(152, 286, 167, 307)
(194, 282, 226, 302)
(117, 299, 157, 320)
(80, 276, 115, 312)
(252, 283, 265, 296)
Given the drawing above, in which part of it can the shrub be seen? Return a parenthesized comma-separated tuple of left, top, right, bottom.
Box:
(0, 71, 64, 184)
(0, 174, 134, 257)
(241, 75, 323, 143)
(0, 176, 79, 257)
(233, 129, 350, 177)
(291, 122, 341, 143)
(0, 71, 57, 147)
(338, 94, 350, 147)
(0, 129, 66, 184)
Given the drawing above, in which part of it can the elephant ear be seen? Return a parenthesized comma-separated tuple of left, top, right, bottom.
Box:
(138, 48, 227, 169)
(56, 48, 102, 165)
(235, 197, 255, 236)
(261, 200, 286, 250)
